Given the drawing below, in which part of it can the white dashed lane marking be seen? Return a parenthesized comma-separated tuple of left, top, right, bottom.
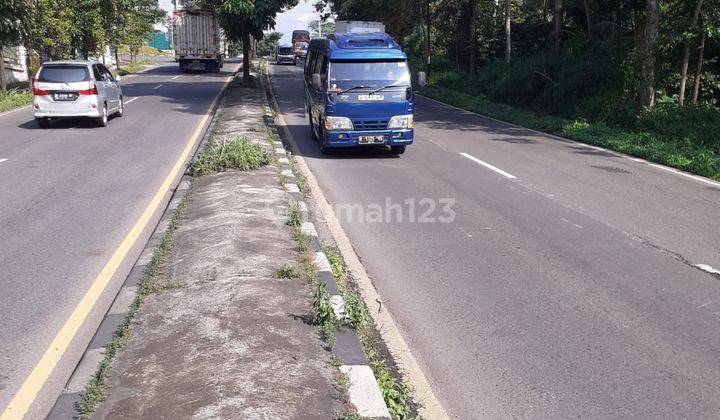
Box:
(460, 152, 517, 179)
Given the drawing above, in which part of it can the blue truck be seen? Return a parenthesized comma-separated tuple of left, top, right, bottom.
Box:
(304, 30, 414, 155)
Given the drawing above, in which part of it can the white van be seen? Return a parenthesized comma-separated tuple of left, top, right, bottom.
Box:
(32, 60, 123, 128)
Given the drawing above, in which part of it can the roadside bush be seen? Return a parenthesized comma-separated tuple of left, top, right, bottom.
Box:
(190, 137, 268, 176)
(637, 102, 720, 151)
(422, 85, 720, 180)
(0, 88, 32, 113)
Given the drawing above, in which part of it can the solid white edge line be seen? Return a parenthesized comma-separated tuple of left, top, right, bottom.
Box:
(418, 94, 720, 189)
(695, 264, 720, 275)
(646, 163, 720, 188)
(460, 152, 517, 179)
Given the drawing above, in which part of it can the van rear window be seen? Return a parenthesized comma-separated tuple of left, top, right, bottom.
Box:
(38, 66, 90, 83)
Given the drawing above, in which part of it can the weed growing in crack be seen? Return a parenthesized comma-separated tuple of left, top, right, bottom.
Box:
(294, 230, 310, 252)
(312, 280, 336, 348)
(343, 291, 368, 329)
(276, 264, 298, 279)
(286, 202, 301, 228)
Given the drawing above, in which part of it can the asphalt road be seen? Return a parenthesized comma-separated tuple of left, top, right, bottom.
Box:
(270, 62, 720, 418)
(0, 58, 240, 417)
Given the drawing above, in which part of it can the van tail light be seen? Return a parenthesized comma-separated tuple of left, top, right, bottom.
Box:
(78, 85, 98, 96)
(32, 78, 49, 96)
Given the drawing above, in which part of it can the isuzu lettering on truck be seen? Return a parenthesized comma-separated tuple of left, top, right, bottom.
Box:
(304, 31, 414, 155)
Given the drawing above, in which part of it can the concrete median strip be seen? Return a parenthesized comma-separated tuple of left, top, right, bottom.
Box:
(46, 63, 391, 419)
(264, 92, 393, 419)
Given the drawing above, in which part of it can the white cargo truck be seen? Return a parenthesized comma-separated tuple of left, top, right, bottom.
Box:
(173, 10, 225, 72)
(334, 21, 386, 34)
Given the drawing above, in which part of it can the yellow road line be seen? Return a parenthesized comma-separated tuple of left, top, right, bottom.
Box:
(0, 74, 232, 420)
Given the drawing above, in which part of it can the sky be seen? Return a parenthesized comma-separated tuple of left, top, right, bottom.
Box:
(275, 1, 322, 45)
(158, 0, 324, 45)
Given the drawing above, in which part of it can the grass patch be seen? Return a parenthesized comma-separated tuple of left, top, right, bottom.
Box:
(322, 248, 416, 418)
(0, 88, 32, 113)
(76, 196, 189, 418)
(276, 264, 298, 279)
(286, 202, 301, 228)
(189, 137, 268, 176)
(422, 85, 720, 181)
(115, 61, 151, 76)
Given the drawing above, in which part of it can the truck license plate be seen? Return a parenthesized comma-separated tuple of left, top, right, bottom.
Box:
(358, 135, 384, 144)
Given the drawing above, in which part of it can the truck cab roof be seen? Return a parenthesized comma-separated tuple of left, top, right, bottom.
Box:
(308, 33, 406, 61)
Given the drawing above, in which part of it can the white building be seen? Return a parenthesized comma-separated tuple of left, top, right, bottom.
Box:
(2, 46, 29, 84)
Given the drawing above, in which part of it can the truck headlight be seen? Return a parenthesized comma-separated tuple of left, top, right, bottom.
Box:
(325, 116, 354, 131)
(388, 114, 413, 129)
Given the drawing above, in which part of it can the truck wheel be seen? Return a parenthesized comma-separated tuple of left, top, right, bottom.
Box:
(391, 145, 406, 155)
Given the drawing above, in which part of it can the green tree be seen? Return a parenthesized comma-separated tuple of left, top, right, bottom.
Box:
(308, 19, 335, 37)
(258, 31, 282, 57)
(23, 0, 76, 61)
(0, 0, 31, 90)
(199, 0, 298, 82)
(74, 0, 107, 59)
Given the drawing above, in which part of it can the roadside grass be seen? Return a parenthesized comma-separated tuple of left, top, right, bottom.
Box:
(323, 248, 416, 419)
(422, 85, 720, 181)
(115, 60, 152, 76)
(76, 197, 189, 418)
(189, 137, 269, 176)
(0, 88, 32, 113)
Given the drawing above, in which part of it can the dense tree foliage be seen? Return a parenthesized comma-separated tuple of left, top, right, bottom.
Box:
(193, 0, 298, 81)
(0, 0, 164, 89)
(257, 31, 283, 57)
(317, 0, 719, 117)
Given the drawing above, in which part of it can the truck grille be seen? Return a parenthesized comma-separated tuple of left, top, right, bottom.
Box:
(353, 119, 388, 131)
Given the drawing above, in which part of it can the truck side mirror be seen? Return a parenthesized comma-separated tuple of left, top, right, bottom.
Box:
(418, 71, 427, 88)
(312, 73, 322, 90)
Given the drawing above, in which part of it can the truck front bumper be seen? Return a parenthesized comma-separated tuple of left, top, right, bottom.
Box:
(324, 129, 414, 148)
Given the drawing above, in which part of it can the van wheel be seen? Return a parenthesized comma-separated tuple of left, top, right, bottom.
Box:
(319, 125, 332, 155)
(97, 104, 108, 127)
(308, 108, 318, 141)
(391, 145, 406, 155)
(117, 97, 124, 117)
(36, 118, 50, 128)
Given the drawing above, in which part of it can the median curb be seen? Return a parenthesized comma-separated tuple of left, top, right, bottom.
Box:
(262, 100, 392, 418)
(46, 67, 237, 419)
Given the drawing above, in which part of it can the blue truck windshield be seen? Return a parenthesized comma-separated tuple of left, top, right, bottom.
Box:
(329, 61, 410, 89)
